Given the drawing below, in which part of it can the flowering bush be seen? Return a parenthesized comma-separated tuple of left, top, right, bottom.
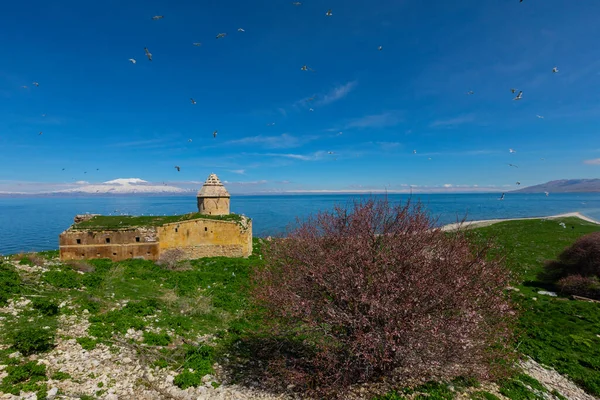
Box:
(541, 232, 600, 286)
(556, 274, 600, 299)
(251, 198, 516, 397)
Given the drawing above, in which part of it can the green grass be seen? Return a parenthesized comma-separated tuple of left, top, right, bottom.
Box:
(71, 212, 246, 230)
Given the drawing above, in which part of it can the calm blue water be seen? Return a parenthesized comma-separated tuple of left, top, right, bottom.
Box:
(1, 193, 599, 255)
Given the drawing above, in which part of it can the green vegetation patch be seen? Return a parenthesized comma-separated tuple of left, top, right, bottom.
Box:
(173, 345, 215, 389)
(0, 262, 21, 306)
(0, 361, 48, 396)
(72, 212, 246, 230)
(10, 325, 55, 356)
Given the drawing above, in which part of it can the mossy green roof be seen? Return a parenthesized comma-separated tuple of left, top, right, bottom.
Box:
(71, 212, 246, 231)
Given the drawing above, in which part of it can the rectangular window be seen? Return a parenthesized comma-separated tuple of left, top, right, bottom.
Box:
(76, 239, 81, 244)
(136, 237, 140, 242)
(105, 238, 110, 243)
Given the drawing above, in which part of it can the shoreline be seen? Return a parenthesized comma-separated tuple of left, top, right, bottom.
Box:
(441, 212, 600, 231)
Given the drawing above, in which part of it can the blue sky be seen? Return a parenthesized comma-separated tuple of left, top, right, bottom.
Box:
(1, 0, 600, 194)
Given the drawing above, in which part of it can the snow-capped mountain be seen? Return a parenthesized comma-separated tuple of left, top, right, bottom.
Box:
(55, 178, 191, 194)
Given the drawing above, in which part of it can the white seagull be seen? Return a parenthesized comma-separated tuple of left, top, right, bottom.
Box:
(237, 28, 245, 32)
(509, 148, 517, 153)
(144, 47, 152, 61)
(216, 33, 227, 39)
(300, 65, 314, 72)
(152, 15, 164, 20)
(292, 1, 302, 5)
(544, 191, 549, 196)
(378, 46, 383, 51)
(413, 150, 417, 154)
(467, 90, 475, 95)
(325, 9, 333, 16)
(32, 82, 39, 87)
(190, 98, 196, 105)
(193, 42, 202, 47)
(309, 108, 314, 112)
(513, 91, 523, 100)
(128, 58, 137, 64)
(213, 130, 218, 138)
(499, 193, 505, 200)
(552, 67, 559, 73)
(536, 115, 544, 119)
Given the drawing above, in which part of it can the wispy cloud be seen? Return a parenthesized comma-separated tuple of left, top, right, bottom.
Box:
(429, 114, 475, 128)
(229, 169, 246, 174)
(225, 133, 317, 149)
(258, 151, 328, 161)
(343, 110, 403, 129)
(584, 158, 600, 165)
(315, 81, 358, 106)
(222, 180, 268, 186)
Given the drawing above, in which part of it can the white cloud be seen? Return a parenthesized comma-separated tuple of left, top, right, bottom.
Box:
(429, 114, 475, 128)
(584, 158, 600, 165)
(315, 81, 358, 106)
(222, 180, 268, 186)
(344, 111, 403, 129)
(260, 151, 328, 161)
(225, 133, 317, 149)
(74, 180, 89, 185)
(229, 169, 246, 174)
(443, 184, 453, 188)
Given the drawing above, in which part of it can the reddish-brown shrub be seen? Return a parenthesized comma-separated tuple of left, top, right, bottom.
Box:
(540, 232, 600, 284)
(157, 248, 186, 270)
(556, 274, 600, 299)
(251, 198, 516, 397)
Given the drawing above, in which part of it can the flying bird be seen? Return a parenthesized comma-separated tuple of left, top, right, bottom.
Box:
(300, 65, 314, 72)
(378, 46, 383, 51)
(499, 193, 505, 200)
(513, 91, 523, 100)
(337, 132, 343, 135)
(516, 182, 521, 185)
(32, 82, 39, 87)
(128, 58, 137, 64)
(152, 15, 164, 20)
(188, 139, 193, 143)
(266, 122, 275, 126)
(544, 191, 549, 196)
(216, 33, 227, 39)
(292, 1, 302, 5)
(536, 115, 544, 119)
(325, 9, 332, 16)
(509, 148, 516, 153)
(467, 90, 474, 95)
(144, 47, 152, 61)
(508, 163, 519, 168)
(213, 130, 218, 138)
(193, 42, 202, 47)
(190, 98, 196, 105)
(552, 67, 559, 73)
(309, 108, 314, 112)
(511, 88, 517, 93)
(413, 150, 417, 154)
(237, 28, 245, 32)
(39, 131, 43, 135)
(175, 166, 181, 172)
(328, 151, 334, 155)
(21, 86, 28, 89)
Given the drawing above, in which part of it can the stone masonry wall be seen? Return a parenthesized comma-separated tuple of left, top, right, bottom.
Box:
(157, 217, 252, 258)
(59, 227, 160, 261)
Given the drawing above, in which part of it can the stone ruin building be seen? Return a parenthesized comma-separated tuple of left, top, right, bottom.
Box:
(59, 174, 252, 261)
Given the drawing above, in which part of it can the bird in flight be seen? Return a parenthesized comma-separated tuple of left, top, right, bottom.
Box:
(213, 130, 218, 138)
(552, 67, 559, 73)
(266, 122, 275, 126)
(144, 47, 152, 61)
(508, 163, 519, 168)
(499, 193, 505, 200)
(216, 33, 227, 39)
(511, 88, 517, 93)
(378, 46, 383, 51)
(175, 166, 181, 172)
(536, 115, 544, 119)
(467, 90, 474, 95)
(190, 98, 196, 105)
(509, 148, 516, 153)
(32, 82, 39, 87)
(292, 1, 301, 5)
(337, 132, 343, 135)
(309, 108, 314, 112)
(328, 151, 334, 155)
(193, 42, 202, 47)
(188, 139, 193, 143)
(21, 85, 28, 89)
(301, 65, 315, 72)
(413, 150, 417, 154)
(325, 9, 333, 16)
(513, 91, 523, 100)
(516, 182, 521, 185)
(544, 191, 549, 196)
(39, 131, 43, 135)
(152, 15, 164, 20)
(128, 58, 136, 64)
(237, 28, 245, 32)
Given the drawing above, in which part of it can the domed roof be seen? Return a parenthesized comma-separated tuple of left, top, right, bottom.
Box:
(197, 173, 230, 198)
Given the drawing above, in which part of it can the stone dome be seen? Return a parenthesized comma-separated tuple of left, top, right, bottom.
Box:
(197, 173, 230, 198)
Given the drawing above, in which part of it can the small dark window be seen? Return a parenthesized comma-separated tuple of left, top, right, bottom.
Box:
(113, 252, 117, 256)
(76, 239, 81, 244)
(204, 227, 208, 232)
(136, 237, 140, 242)
(105, 238, 111, 243)
(146, 252, 151, 255)
(175, 228, 178, 233)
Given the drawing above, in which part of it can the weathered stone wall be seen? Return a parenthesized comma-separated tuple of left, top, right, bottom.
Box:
(59, 227, 160, 261)
(157, 217, 252, 258)
(197, 196, 230, 216)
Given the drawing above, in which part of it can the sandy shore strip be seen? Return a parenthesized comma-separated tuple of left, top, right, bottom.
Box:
(441, 212, 600, 231)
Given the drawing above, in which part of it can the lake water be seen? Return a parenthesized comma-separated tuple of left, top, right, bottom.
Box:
(1, 193, 600, 255)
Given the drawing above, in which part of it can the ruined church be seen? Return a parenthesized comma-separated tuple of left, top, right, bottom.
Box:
(59, 174, 252, 261)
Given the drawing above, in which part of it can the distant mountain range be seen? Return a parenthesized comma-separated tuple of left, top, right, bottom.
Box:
(511, 179, 600, 193)
(56, 178, 191, 194)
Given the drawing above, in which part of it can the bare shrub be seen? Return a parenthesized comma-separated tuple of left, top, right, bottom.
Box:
(157, 249, 187, 270)
(66, 260, 95, 273)
(556, 274, 600, 300)
(251, 198, 516, 397)
(540, 232, 600, 284)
